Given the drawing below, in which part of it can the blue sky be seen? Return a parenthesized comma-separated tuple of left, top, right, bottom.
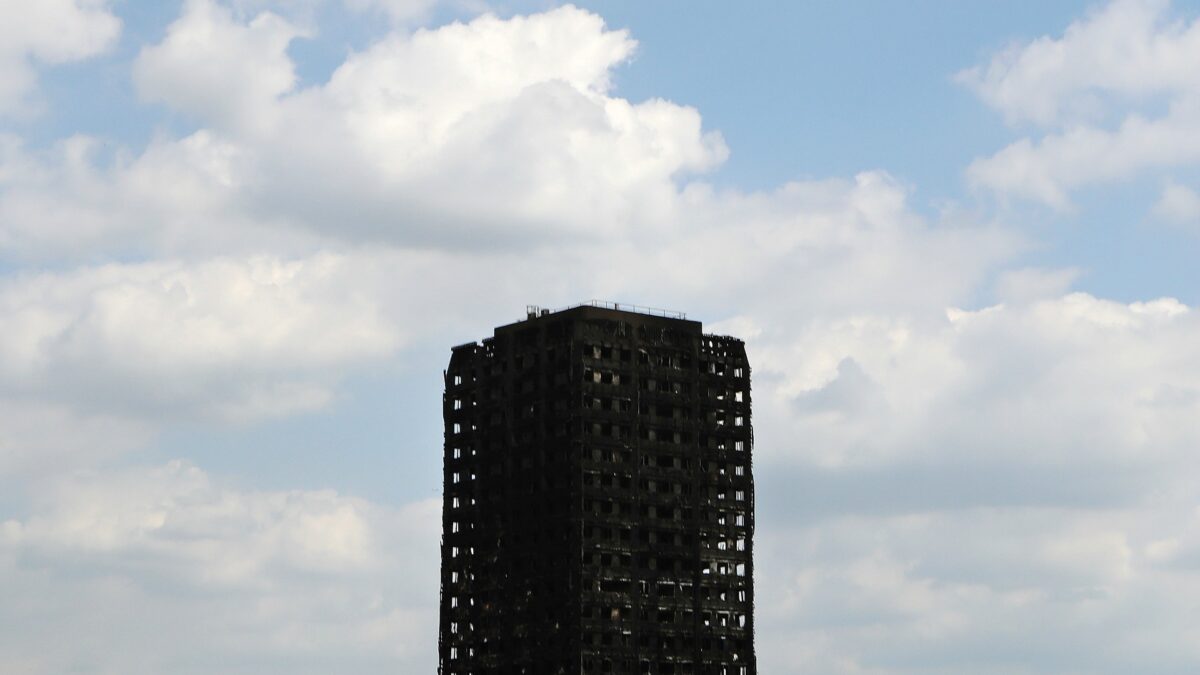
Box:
(3, 1, 1200, 673)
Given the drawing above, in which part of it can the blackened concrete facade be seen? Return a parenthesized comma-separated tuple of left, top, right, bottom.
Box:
(439, 303, 755, 675)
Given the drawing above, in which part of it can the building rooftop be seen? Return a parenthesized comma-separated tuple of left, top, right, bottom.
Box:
(523, 299, 687, 321)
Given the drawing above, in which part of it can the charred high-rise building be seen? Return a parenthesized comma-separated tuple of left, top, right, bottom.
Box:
(438, 302, 755, 675)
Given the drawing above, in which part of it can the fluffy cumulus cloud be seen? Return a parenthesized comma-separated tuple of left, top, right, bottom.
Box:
(958, 0, 1200, 127)
(130, 2, 723, 248)
(758, 293, 1198, 471)
(0, 254, 400, 414)
(0, 253, 403, 477)
(0, 2, 728, 258)
(0, 461, 440, 674)
(3, 1, 1200, 673)
(746, 293, 1200, 674)
(134, 0, 308, 135)
(961, 0, 1200, 209)
(0, 0, 121, 115)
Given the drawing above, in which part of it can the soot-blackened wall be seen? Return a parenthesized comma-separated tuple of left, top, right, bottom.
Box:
(439, 304, 755, 675)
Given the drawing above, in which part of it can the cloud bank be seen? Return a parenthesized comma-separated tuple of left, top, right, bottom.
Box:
(961, 0, 1200, 211)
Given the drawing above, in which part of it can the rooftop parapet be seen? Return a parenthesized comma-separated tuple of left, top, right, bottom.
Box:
(524, 299, 687, 321)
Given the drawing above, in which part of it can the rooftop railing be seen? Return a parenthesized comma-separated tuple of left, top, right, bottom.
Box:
(525, 300, 687, 321)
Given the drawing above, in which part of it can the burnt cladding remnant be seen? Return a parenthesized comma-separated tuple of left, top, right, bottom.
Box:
(439, 301, 756, 675)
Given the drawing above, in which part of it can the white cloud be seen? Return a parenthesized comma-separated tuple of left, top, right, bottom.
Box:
(961, 0, 1200, 208)
(1154, 180, 1200, 227)
(756, 505, 1200, 674)
(0, 5, 731, 259)
(752, 292, 1199, 472)
(134, 0, 308, 135)
(114, 5, 727, 249)
(0, 461, 440, 674)
(737, 290, 1200, 670)
(8, 461, 381, 578)
(0, 129, 348, 260)
(0, 0, 121, 115)
(958, 0, 1200, 127)
(993, 266, 1081, 304)
(0, 253, 402, 425)
(3, 6, 1003, 294)
(0, 130, 1012, 486)
(343, 0, 442, 23)
(965, 103, 1200, 209)
(0, 399, 154, 478)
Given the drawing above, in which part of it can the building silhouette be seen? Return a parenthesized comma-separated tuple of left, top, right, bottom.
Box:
(439, 302, 755, 675)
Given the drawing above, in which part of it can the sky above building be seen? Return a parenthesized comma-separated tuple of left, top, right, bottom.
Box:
(2, 1, 1200, 673)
